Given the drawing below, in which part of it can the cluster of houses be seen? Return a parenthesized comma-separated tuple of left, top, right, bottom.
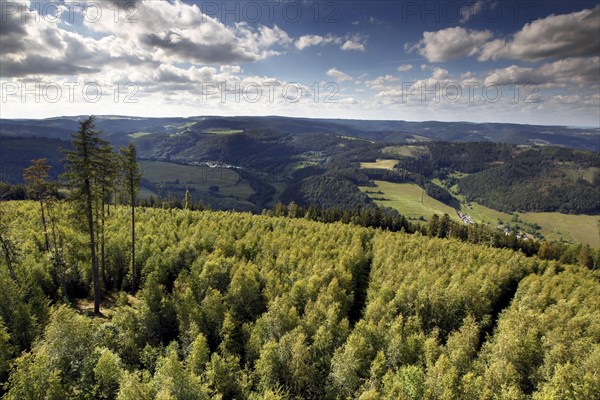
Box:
(457, 211, 474, 225)
(454, 211, 532, 241)
(497, 224, 530, 240)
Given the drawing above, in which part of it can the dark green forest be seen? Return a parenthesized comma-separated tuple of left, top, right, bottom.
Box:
(458, 149, 600, 213)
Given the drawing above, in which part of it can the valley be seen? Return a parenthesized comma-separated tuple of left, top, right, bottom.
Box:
(1, 115, 598, 247)
(360, 181, 600, 247)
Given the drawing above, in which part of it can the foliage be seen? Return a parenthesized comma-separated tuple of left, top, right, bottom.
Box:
(0, 200, 598, 399)
(458, 148, 600, 213)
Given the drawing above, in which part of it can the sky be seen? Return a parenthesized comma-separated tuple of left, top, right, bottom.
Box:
(0, 0, 599, 126)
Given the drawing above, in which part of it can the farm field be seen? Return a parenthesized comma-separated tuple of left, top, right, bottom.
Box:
(359, 159, 398, 170)
(362, 180, 600, 247)
(521, 212, 599, 247)
(127, 132, 156, 138)
(201, 128, 244, 135)
(360, 181, 459, 222)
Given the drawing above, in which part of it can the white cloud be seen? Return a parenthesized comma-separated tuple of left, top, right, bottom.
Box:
(341, 40, 365, 52)
(397, 64, 413, 72)
(479, 6, 600, 61)
(431, 67, 449, 80)
(460, 0, 488, 23)
(365, 75, 399, 89)
(407, 27, 493, 62)
(0, 0, 294, 79)
(294, 34, 340, 50)
(410, 6, 600, 64)
(220, 65, 242, 74)
(326, 68, 353, 82)
(295, 33, 366, 52)
(484, 57, 600, 86)
(340, 97, 359, 104)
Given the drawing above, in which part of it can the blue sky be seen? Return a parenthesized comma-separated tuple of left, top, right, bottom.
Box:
(1, 0, 599, 126)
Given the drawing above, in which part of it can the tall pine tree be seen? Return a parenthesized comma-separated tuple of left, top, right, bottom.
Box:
(97, 142, 118, 289)
(120, 143, 141, 292)
(63, 116, 108, 315)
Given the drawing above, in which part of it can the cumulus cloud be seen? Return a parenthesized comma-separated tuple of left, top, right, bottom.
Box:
(341, 40, 365, 51)
(295, 34, 340, 50)
(431, 67, 450, 80)
(326, 68, 352, 82)
(0, 0, 292, 78)
(341, 34, 367, 51)
(397, 64, 413, 72)
(370, 66, 455, 105)
(0, 1, 132, 77)
(365, 75, 399, 89)
(484, 57, 600, 86)
(406, 27, 493, 62)
(479, 5, 600, 61)
(88, 1, 291, 64)
(295, 33, 366, 51)
(410, 6, 600, 63)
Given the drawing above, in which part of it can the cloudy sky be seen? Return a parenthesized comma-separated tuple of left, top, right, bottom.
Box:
(1, 0, 599, 126)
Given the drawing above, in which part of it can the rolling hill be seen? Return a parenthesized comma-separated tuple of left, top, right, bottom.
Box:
(1, 115, 598, 246)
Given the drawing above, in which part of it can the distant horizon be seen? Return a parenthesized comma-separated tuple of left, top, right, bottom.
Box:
(1, 114, 599, 130)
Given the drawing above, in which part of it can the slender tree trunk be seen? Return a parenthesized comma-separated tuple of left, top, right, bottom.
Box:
(0, 234, 15, 281)
(101, 196, 106, 290)
(95, 197, 101, 294)
(48, 203, 59, 258)
(46, 202, 66, 294)
(131, 189, 136, 292)
(39, 199, 50, 252)
(86, 178, 100, 315)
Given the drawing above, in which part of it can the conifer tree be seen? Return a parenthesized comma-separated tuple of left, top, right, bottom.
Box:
(63, 116, 107, 314)
(184, 188, 193, 211)
(120, 143, 141, 292)
(23, 158, 52, 252)
(97, 142, 118, 288)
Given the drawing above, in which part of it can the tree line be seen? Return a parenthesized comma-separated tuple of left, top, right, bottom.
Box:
(266, 202, 600, 269)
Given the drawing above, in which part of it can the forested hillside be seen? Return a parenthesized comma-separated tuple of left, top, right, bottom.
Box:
(2, 117, 598, 219)
(0, 201, 598, 399)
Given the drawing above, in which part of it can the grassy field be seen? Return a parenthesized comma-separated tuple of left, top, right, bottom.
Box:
(164, 122, 197, 131)
(521, 212, 599, 247)
(128, 132, 156, 138)
(459, 202, 510, 225)
(139, 161, 255, 206)
(201, 128, 244, 135)
(361, 181, 459, 222)
(361, 180, 600, 247)
(560, 165, 599, 183)
(360, 159, 399, 170)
